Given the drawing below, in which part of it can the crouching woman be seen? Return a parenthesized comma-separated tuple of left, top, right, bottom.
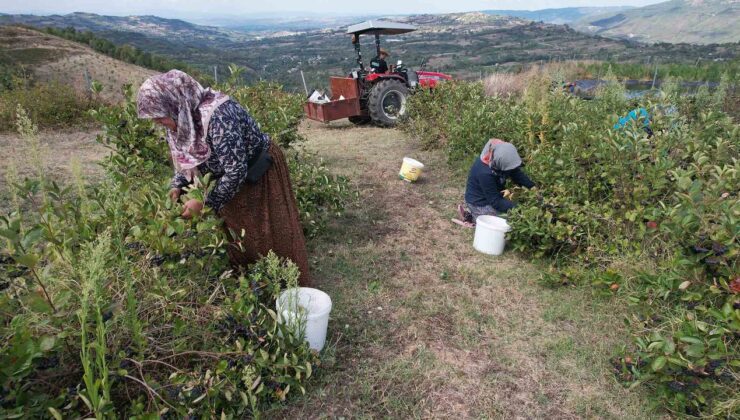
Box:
(458, 139, 535, 226)
(137, 70, 311, 285)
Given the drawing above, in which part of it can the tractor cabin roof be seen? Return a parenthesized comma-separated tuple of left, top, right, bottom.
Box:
(346, 20, 417, 36)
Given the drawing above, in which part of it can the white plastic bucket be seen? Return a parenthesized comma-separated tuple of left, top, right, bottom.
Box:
(473, 215, 512, 256)
(399, 157, 425, 182)
(276, 287, 332, 351)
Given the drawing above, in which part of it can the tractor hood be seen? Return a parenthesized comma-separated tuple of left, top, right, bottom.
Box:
(347, 20, 417, 36)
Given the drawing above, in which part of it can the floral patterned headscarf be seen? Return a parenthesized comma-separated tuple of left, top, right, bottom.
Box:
(137, 70, 229, 179)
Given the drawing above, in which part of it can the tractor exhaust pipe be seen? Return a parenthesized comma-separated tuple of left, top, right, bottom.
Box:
(352, 34, 365, 72)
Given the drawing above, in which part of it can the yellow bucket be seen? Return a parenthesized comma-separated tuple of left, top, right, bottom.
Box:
(399, 157, 425, 182)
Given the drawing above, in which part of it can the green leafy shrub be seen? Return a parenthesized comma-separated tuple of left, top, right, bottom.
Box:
(403, 77, 739, 416)
(225, 80, 306, 149)
(0, 80, 100, 131)
(288, 151, 355, 237)
(0, 82, 350, 417)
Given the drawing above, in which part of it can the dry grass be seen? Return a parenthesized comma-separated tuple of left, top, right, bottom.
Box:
(0, 26, 156, 103)
(0, 128, 107, 212)
(483, 60, 601, 97)
(483, 72, 529, 97)
(268, 120, 658, 418)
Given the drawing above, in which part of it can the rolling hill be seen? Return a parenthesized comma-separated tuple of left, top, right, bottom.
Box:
(0, 12, 252, 46)
(482, 7, 633, 25)
(0, 26, 155, 102)
(2, 11, 738, 92)
(575, 0, 740, 44)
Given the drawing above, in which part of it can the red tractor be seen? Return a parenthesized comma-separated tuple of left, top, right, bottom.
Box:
(304, 20, 452, 127)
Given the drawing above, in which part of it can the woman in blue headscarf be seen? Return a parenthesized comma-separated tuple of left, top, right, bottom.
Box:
(615, 106, 653, 137)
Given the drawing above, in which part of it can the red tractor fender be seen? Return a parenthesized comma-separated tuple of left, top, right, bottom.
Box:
(417, 71, 453, 88)
(364, 71, 452, 88)
(364, 73, 406, 83)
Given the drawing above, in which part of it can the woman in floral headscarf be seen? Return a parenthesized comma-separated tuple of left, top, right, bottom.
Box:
(137, 70, 311, 285)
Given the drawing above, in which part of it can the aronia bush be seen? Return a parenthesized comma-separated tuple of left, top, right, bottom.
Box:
(403, 73, 738, 416)
(0, 82, 352, 417)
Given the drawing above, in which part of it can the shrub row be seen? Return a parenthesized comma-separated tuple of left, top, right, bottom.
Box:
(0, 83, 351, 417)
(402, 74, 739, 416)
(0, 79, 100, 131)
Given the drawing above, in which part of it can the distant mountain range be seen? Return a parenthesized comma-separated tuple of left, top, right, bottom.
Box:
(0, 12, 252, 45)
(574, 0, 740, 44)
(1, 8, 737, 91)
(178, 7, 632, 31)
(482, 7, 633, 25)
(3, 2, 737, 46)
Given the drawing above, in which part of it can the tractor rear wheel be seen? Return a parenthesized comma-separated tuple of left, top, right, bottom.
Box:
(368, 79, 409, 127)
(348, 115, 371, 125)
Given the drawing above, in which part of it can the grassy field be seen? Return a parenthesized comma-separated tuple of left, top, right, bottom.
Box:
(265, 120, 657, 418)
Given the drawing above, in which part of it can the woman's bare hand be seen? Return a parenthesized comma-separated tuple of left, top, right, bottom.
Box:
(169, 188, 182, 203)
(182, 199, 204, 219)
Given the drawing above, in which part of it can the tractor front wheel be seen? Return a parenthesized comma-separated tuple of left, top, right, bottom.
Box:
(368, 79, 409, 127)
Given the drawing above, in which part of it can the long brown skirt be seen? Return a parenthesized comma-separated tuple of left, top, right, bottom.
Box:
(219, 142, 311, 286)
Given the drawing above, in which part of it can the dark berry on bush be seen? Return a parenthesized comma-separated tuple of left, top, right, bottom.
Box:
(733, 302, 740, 310)
(36, 355, 59, 370)
(166, 385, 182, 400)
(712, 244, 727, 256)
(704, 257, 720, 266)
(102, 310, 113, 322)
(685, 405, 700, 416)
(668, 381, 686, 392)
(691, 244, 710, 254)
(719, 371, 734, 382)
(150, 255, 166, 267)
(9, 266, 28, 278)
(242, 354, 253, 364)
(707, 360, 724, 374)
(190, 386, 204, 399)
(126, 242, 142, 250)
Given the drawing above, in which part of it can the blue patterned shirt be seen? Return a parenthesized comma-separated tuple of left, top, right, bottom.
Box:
(171, 100, 271, 212)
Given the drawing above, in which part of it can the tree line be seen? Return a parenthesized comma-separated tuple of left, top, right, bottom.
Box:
(42, 26, 211, 82)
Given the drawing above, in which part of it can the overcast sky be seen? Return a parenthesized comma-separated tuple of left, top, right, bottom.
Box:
(1, 0, 667, 17)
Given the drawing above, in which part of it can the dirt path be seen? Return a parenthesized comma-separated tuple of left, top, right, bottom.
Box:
(271, 120, 653, 419)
